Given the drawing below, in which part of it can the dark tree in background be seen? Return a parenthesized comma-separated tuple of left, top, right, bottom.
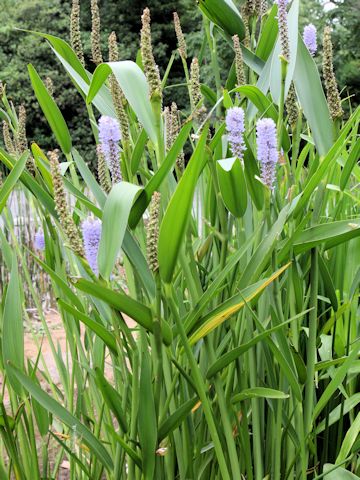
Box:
(0, 0, 358, 170)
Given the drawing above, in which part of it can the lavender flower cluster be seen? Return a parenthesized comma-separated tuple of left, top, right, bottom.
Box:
(82, 218, 102, 275)
(256, 118, 278, 189)
(226, 107, 245, 160)
(98, 115, 122, 184)
(303, 24, 317, 56)
(34, 229, 45, 251)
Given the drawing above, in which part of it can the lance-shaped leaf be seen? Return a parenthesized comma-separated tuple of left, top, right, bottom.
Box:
(0, 152, 28, 214)
(217, 157, 247, 217)
(198, 0, 245, 40)
(188, 263, 290, 344)
(28, 64, 72, 154)
(293, 219, 360, 254)
(87, 61, 158, 144)
(158, 124, 209, 283)
(98, 182, 142, 279)
(7, 364, 114, 471)
(232, 387, 289, 403)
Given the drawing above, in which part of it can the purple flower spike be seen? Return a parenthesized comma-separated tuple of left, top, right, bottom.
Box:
(226, 107, 245, 160)
(256, 118, 278, 189)
(34, 229, 45, 251)
(82, 218, 102, 275)
(303, 24, 317, 56)
(98, 116, 122, 184)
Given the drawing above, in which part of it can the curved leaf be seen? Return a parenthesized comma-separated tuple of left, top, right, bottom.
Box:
(217, 157, 247, 217)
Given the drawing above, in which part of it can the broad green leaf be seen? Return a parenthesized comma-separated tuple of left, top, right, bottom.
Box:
(323, 464, 360, 479)
(98, 182, 142, 279)
(94, 368, 127, 433)
(0, 152, 28, 214)
(8, 364, 114, 471)
(293, 36, 333, 156)
(158, 397, 198, 442)
(316, 393, 360, 434)
(232, 387, 289, 403)
(87, 61, 158, 144)
(28, 64, 72, 154)
(138, 344, 157, 480)
(340, 139, 360, 191)
(198, 0, 245, 40)
(318, 253, 338, 311)
(72, 278, 172, 345)
(2, 256, 23, 395)
(217, 157, 247, 217)
(189, 263, 290, 344)
(256, 4, 278, 61)
(336, 411, 360, 464)
(58, 300, 117, 355)
(294, 219, 360, 254)
(158, 124, 209, 283)
(131, 128, 148, 175)
(129, 120, 193, 228)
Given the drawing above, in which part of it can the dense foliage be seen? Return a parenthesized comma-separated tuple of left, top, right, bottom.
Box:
(0, 0, 360, 479)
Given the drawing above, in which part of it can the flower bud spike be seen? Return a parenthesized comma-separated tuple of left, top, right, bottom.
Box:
(70, 0, 85, 66)
(141, 8, 162, 100)
(147, 192, 161, 273)
(322, 26, 343, 120)
(49, 149, 85, 257)
(173, 12, 187, 60)
(233, 35, 245, 87)
(91, 0, 103, 65)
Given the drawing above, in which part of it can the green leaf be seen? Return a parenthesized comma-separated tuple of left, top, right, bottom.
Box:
(313, 338, 360, 421)
(235, 86, 290, 151)
(94, 368, 128, 433)
(318, 253, 338, 311)
(72, 278, 172, 345)
(129, 120, 193, 228)
(293, 36, 333, 156)
(189, 263, 290, 344)
(131, 128, 148, 175)
(336, 411, 360, 464)
(58, 300, 118, 355)
(158, 397, 198, 442)
(0, 152, 28, 214)
(138, 345, 157, 480)
(98, 182, 142, 279)
(7, 364, 114, 471)
(323, 464, 360, 479)
(28, 64, 72, 154)
(256, 4, 278, 61)
(2, 256, 24, 395)
(340, 139, 360, 191)
(293, 219, 360, 254)
(217, 157, 247, 217)
(198, 0, 245, 40)
(87, 61, 158, 144)
(316, 393, 360, 434)
(72, 149, 106, 208)
(292, 108, 359, 216)
(158, 124, 209, 283)
(232, 387, 289, 403)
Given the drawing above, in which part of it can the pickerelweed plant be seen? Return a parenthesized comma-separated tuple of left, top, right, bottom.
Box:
(0, 0, 360, 479)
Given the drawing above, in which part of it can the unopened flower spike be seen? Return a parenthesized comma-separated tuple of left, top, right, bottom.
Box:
(303, 24, 317, 56)
(256, 118, 278, 189)
(2, 121, 16, 156)
(96, 144, 112, 193)
(286, 83, 298, 127)
(141, 8, 162, 100)
(190, 58, 206, 121)
(91, 0, 103, 65)
(173, 12, 187, 60)
(98, 116, 122, 184)
(16, 105, 35, 174)
(277, 0, 290, 61)
(108, 31, 130, 142)
(226, 107, 245, 160)
(49, 150, 85, 256)
(147, 192, 161, 273)
(171, 103, 185, 172)
(322, 26, 343, 120)
(70, 0, 85, 66)
(233, 35, 245, 87)
(82, 218, 102, 275)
